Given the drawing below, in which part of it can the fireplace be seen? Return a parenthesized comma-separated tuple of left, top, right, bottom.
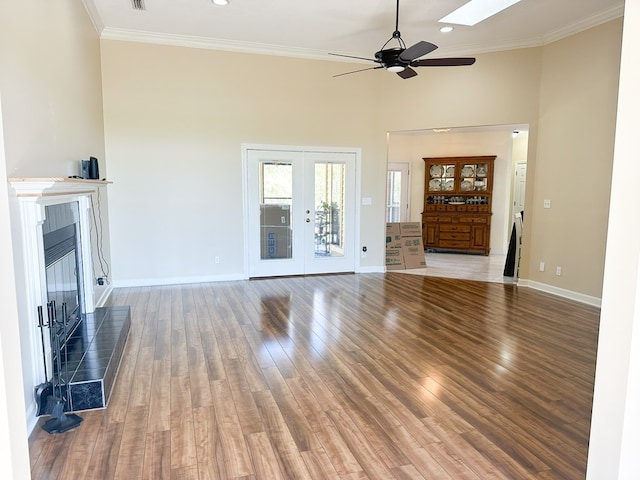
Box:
(43, 202, 84, 353)
(9, 178, 130, 431)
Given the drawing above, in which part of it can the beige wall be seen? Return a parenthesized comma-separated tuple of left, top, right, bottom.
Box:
(101, 41, 384, 284)
(528, 19, 622, 300)
(1, 0, 110, 432)
(0, 2, 105, 177)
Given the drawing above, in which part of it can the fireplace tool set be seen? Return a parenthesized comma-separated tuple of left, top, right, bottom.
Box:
(35, 301, 83, 434)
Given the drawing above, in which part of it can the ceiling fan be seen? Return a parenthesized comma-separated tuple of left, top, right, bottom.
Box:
(330, 0, 476, 79)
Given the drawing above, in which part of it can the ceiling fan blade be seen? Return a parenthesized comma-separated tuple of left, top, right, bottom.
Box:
(329, 52, 378, 63)
(333, 66, 384, 78)
(399, 41, 438, 61)
(412, 57, 476, 67)
(397, 67, 418, 79)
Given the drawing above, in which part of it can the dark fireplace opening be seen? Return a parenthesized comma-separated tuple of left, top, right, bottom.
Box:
(43, 203, 85, 381)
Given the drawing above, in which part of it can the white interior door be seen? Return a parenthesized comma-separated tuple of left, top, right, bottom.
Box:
(386, 162, 410, 222)
(246, 148, 356, 277)
(513, 162, 527, 214)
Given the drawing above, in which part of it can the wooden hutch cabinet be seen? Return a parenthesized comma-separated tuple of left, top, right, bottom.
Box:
(422, 155, 495, 255)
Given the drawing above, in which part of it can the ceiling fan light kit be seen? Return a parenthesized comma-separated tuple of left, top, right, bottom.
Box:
(331, 0, 475, 79)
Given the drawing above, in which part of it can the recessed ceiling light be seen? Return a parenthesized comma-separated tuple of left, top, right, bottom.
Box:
(433, 128, 451, 133)
(439, 0, 522, 26)
(212, 0, 229, 5)
(440, 26, 454, 33)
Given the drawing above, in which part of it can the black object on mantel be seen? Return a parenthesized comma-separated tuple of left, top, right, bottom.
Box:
(81, 156, 100, 179)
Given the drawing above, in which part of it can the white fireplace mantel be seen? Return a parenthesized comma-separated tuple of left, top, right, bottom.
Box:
(8, 177, 111, 197)
(8, 177, 111, 424)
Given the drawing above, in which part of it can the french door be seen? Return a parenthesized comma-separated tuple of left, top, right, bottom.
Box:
(246, 147, 357, 277)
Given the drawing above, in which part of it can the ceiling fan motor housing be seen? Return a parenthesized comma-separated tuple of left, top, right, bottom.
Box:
(375, 48, 408, 71)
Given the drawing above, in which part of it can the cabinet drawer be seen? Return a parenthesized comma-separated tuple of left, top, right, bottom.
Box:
(424, 205, 436, 211)
(478, 206, 490, 213)
(439, 240, 470, 248)
(438, 216, 453, 223)
(465, 205, 479, 212)
(440, 224, 471, 232)
(440, 232, 471, 241)
(424, 216, 439, 222)
(459, 216, 488, 224)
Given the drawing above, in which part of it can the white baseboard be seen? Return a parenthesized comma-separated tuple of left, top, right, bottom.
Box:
(26, 400, 38, 434)
(518, 279, 601, 307)
(95, 284, 113, 307)
(114, 273, 247, 288)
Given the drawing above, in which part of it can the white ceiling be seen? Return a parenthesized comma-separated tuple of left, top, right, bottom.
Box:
(83, 0, 624, 62)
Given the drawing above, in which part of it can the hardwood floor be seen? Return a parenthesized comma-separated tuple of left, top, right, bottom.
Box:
(29, 273, 600, 479)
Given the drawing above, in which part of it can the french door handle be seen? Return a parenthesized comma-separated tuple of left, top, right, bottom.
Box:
(306, 218, 311, 223)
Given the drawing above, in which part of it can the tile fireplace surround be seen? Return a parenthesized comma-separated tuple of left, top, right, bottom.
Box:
(8, 178, 128, 430)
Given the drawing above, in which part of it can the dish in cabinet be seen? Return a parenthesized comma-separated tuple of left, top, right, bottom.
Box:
(430, 165, 443, 177)
(429, 179, 442, 190)
(444, 180, 454, 191)
(445, 166, 455, 177)
(461, 180, 473, 191)
(461, 165, 474, 177)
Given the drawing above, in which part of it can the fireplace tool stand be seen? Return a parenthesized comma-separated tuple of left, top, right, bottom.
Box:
(34, 305, 53, 416)
(41, 301, 83, 434)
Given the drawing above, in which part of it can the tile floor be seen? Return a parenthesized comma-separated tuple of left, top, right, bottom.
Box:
(394, 251, 516, 284)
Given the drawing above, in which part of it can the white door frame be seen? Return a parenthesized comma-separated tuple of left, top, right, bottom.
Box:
(242, 144, 362, 278)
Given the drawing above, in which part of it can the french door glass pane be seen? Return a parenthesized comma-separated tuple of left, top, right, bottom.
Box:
(386, 170, 401, 222)
(259, 162, 292, 260)
(314, 162, 345, 258)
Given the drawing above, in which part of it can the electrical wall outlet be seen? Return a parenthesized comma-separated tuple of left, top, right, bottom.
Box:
(556, 266, 562, 276)
(544, 199, 551, 209)
(215, 256, 220, 264)
(539, 262, 545, 272)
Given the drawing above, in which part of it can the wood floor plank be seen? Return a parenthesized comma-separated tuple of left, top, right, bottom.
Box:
(114, 405, 149, 479)
(29, 274, 600, 479)
(147, 358, 172, 433)
(211, 379, 255, 478)
(85, 420, 125, 479)
(192, 406, 223, 480)
(246, 431, 287, 480)
(142, 430, 171, 480)
(57, 410, 105, 479)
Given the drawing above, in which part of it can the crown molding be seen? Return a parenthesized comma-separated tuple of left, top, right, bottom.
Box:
(98, 4, 624, 62)
(100, 28, 332, 61)
(543, 4, 624, 44)
(81, 0, 105, 35)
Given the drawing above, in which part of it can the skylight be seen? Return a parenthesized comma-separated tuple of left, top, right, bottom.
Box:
(439, 0, 523, 26)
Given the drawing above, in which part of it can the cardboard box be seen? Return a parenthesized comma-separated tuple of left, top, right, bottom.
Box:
(385, 247, 405, 270)
(401, 237, 423, 248)
(386, 223, 402, 246)
(260, 226, 292, 259)
(399, 222, 422, 238)
(402, 245, 427, 269)
(385, 222, 426, 270)
(260, 204, 291, 227)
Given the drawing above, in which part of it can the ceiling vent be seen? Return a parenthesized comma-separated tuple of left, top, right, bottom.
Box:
(131, 0, 145, 10)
